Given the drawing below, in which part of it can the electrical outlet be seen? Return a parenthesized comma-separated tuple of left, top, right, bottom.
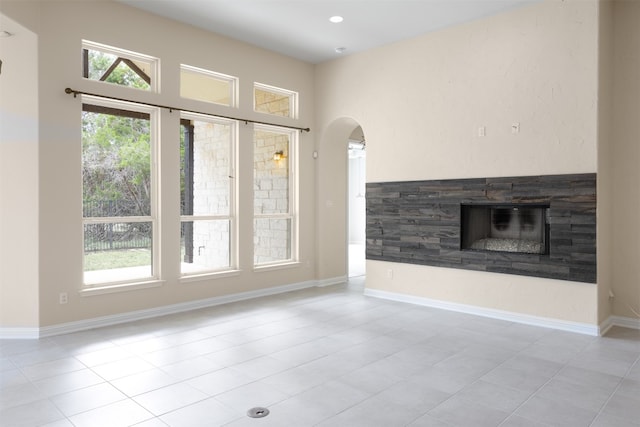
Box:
(386, 269, 393, 279)
(59, 292, 68, 304)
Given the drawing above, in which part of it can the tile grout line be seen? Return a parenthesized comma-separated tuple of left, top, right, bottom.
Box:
(494, 333, 590, 427)
(587, 354, 640, 426)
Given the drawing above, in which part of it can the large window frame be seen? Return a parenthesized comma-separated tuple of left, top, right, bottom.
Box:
(81, 95, 160, 288)
(180, 113, 238, 277)
(253, 124, 298, 268)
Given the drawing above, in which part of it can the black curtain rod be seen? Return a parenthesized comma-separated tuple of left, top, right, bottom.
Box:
(64, 88, 311, 133)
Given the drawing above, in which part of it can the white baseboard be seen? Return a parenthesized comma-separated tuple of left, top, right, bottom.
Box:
(0, 328, 40, 340)
(364, 288, 601, 336)
(599, 316, 615, 336)
(3, 279, 637, 340)
(1, 277, 346, 339)
(316, 275, 348, 287)
(600, 315, 640, 335)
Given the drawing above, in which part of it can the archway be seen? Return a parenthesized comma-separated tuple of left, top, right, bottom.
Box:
(348, 127, 366, 277)
(316, 117, 366, 283)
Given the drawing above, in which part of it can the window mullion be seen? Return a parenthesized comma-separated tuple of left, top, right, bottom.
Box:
(83, 216, 152, 224)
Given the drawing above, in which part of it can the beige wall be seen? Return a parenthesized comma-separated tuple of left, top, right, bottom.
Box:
(316, 0, 601, 325)
(0, 0, 316, 328)
(318, 0, 599, 183)
(315, 117, 357, 281)
(612, 0, 640, 321)
(0, 13, 39, 328)
(597, 0, 614, 324)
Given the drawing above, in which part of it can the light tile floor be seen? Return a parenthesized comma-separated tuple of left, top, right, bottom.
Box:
(1, 277, 639, 426)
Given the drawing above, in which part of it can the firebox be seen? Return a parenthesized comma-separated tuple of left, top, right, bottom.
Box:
(460, 204, 550, 255)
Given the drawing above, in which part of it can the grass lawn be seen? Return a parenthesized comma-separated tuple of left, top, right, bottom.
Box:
(84, 248, 151, 271)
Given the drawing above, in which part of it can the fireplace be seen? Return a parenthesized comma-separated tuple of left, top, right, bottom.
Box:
(460, 204, 550, 255)
(367, 174, 595, 282)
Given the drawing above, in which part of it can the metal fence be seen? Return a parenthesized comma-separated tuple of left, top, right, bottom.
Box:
(84, 223, 151, 252)
(83, 200, 148, 218)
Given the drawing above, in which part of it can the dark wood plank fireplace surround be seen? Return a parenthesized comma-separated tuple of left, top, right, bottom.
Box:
(366, 173, 596, 283)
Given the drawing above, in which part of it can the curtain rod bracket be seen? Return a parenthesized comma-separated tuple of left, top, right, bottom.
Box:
(65, 87, 78, 98)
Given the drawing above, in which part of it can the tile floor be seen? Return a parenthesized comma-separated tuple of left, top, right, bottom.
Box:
(1, 277, 639, 427)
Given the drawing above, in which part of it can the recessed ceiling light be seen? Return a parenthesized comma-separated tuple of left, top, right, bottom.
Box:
(335, 47, 346, 54)
(329, 16, 344, 24)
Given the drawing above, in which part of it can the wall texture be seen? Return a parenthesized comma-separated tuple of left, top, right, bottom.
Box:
(0, 13, 39, 329)
(611, 0, 640, 321)
(596, 0, 613, 324)
(316, 0, 600, 325)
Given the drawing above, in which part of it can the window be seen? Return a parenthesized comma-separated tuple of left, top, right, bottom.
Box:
(254, 83, 297, 118)
(180, 65, 237, 107)
(253, 125, 297, 266)
(180, 114, 237, 275)
(82, 97, 159, 285)
(82, 40, 158, 92)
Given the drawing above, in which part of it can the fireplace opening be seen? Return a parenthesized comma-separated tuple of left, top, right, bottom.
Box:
(460, 204, 550, 255)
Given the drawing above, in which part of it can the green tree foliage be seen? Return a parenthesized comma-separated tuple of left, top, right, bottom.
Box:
(87, 50, 150, 90)
(82, 51, 152, 218)
(82, 111, 151, 217)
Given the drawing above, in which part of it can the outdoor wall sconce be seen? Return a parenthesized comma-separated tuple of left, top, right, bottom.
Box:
(273, 151, 284, 161)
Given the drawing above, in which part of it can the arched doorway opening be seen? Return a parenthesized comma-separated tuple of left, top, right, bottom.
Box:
(348, 127, 366, 278)
(316, 117, 366, 285)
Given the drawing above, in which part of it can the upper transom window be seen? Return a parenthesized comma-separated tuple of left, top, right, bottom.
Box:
(82, 40, 158, 92)
(180, 64, 238, 107)
(254, 83, 298, 119)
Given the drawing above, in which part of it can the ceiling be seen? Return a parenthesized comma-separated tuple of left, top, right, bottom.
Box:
(117, 0, 537, 64)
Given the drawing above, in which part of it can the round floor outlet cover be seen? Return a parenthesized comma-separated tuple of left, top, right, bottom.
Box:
(247, 407, 270, 418)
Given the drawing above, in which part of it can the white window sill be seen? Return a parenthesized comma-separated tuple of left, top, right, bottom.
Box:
(180, 269, 242, 284)
(253, 261, 301, 273)
(80, 280, 164, 297)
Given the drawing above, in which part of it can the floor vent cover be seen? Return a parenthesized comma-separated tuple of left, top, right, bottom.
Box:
(247, 407, 270, 418)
